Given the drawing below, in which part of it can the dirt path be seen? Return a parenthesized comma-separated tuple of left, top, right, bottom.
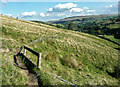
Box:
(14, 56, 38, 85)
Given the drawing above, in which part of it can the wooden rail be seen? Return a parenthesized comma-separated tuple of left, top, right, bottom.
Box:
(14, 46, 74, 85)
(20, 53, 37, 73)
(24, 45, 41, 68)
(15, 46, 22, 56)
(56, 76, 74, 85)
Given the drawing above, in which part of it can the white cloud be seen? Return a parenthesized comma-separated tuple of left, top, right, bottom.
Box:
(4, 14, 12, 17)
(105, 5, 113, 8)
(45, 3, 79, 19)
(109, 5, 113, 7)
(21, 11, 37, 17)
(104, 4, 118, 14)
(5, 0, 120, 2)
(46, 3, 90, 19)
(43, 3, 96, 21)
(46, 12, 68, 17)
(87, 10, 95, 13)
(19, 3, 97, 21)
(83, 7, 89, 10)
(47, 8, 53, 12)
(46, 14, 50, 16)
(70, 8, 83, 13)
(87, 14, 92, 15)
(54, 3, 77, 10)
(57, 13, 66, 16)
(40, 13, 45, 17)
(77, 14, 85, 16)
(1, 0, 7, 3)
(1, 0, 7, 7)
(47, 3, 77, 12)
(7, 0, 21, 1)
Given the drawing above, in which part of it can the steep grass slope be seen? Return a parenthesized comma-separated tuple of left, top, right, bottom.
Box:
(1, 15, 119, 85)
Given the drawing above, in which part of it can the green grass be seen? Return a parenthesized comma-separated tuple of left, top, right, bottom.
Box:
(1, 14, 120, 85)
(29, 35, 118, 85)
(1, 52, 28, 85)
(104, 35, 120, 44)
(107, 24, 120, 29)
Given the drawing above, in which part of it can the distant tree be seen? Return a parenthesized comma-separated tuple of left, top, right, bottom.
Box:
(56, 24, 65, 29)
(109, 18, 114, 22)
(115, 17, 120, 22)
(68, 22, 77, 31)
(114, 29, 120, 39)
(88, 29, 95, 35)
(92, 21, 97, 25)
(56, 24, 61, 28)
(96, 30, 102, 35)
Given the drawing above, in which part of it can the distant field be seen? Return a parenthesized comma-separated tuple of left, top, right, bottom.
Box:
(107, 24, 120, 29)
(49, 14, 117, 24)
(104, 35, 120, 44)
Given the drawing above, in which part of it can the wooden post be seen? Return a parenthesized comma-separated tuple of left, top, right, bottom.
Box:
(24, 49, 26, 56)
(38, 53, 41, 69)
(24, 45, 42, 68)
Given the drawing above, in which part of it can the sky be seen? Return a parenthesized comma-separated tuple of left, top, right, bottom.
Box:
(2, 0, 120, 2)
(1, 0, 119, 21)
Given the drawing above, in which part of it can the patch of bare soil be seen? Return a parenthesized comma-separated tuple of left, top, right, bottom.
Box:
(14, 56, 38, 85)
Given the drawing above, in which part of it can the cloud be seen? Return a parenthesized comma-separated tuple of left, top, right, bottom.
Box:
(46, 3, 95, 15)
(7, 0, 21, 2)
(104, 4, 118, 14)
(86, 14, 92, 15)
(40, 13, 45, 17)
(19, 3, 96, 21)
(1, 0, 7, 7)
(45, 3, 78, 18)
(87, 10, 95, 13)
(83, 7, 89, 10)
(70, 8, 83, 13)
(46, 14, 50, 16)
(46, 3, 89, 18)
(54, 3, 77, 9)
(4, 14, 12, 17)
(1, 0, 7, 3)
(105, 5, 113, 8)
(56, 13, 67, 16)
(47, 3, 77, 12)
(46, 3, 95, 21)
(47, 8, 53, 12)
(20, 11, 37, 17)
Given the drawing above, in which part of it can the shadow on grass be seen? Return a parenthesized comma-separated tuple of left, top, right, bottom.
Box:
(13, 53, 43, 86)
(106, 65, 120, 84)
(13, 55, 27, 70)
(106, 66, 120, 79)
(96, 35, 120, 46)
(114, 48, 120, 51)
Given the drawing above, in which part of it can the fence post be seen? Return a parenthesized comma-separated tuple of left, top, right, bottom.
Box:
(38, 53, 41, 69)
(24, 48, 26, 56)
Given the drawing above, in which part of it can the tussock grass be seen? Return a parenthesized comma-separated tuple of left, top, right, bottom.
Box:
(1, 52, 28, 85)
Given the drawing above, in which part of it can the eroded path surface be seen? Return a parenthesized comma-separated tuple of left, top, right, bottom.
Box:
(14, 56, 38, 85)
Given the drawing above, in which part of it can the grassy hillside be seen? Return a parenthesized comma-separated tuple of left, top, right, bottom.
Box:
(103, 35, 120, 44)
(1, 15, 120, 85)
(48, 14, 120, 42)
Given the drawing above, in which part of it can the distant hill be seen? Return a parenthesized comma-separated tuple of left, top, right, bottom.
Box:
(48, 14, 120, 43)
(1, 14, 120, 85)
(48, 14, 118, 24)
